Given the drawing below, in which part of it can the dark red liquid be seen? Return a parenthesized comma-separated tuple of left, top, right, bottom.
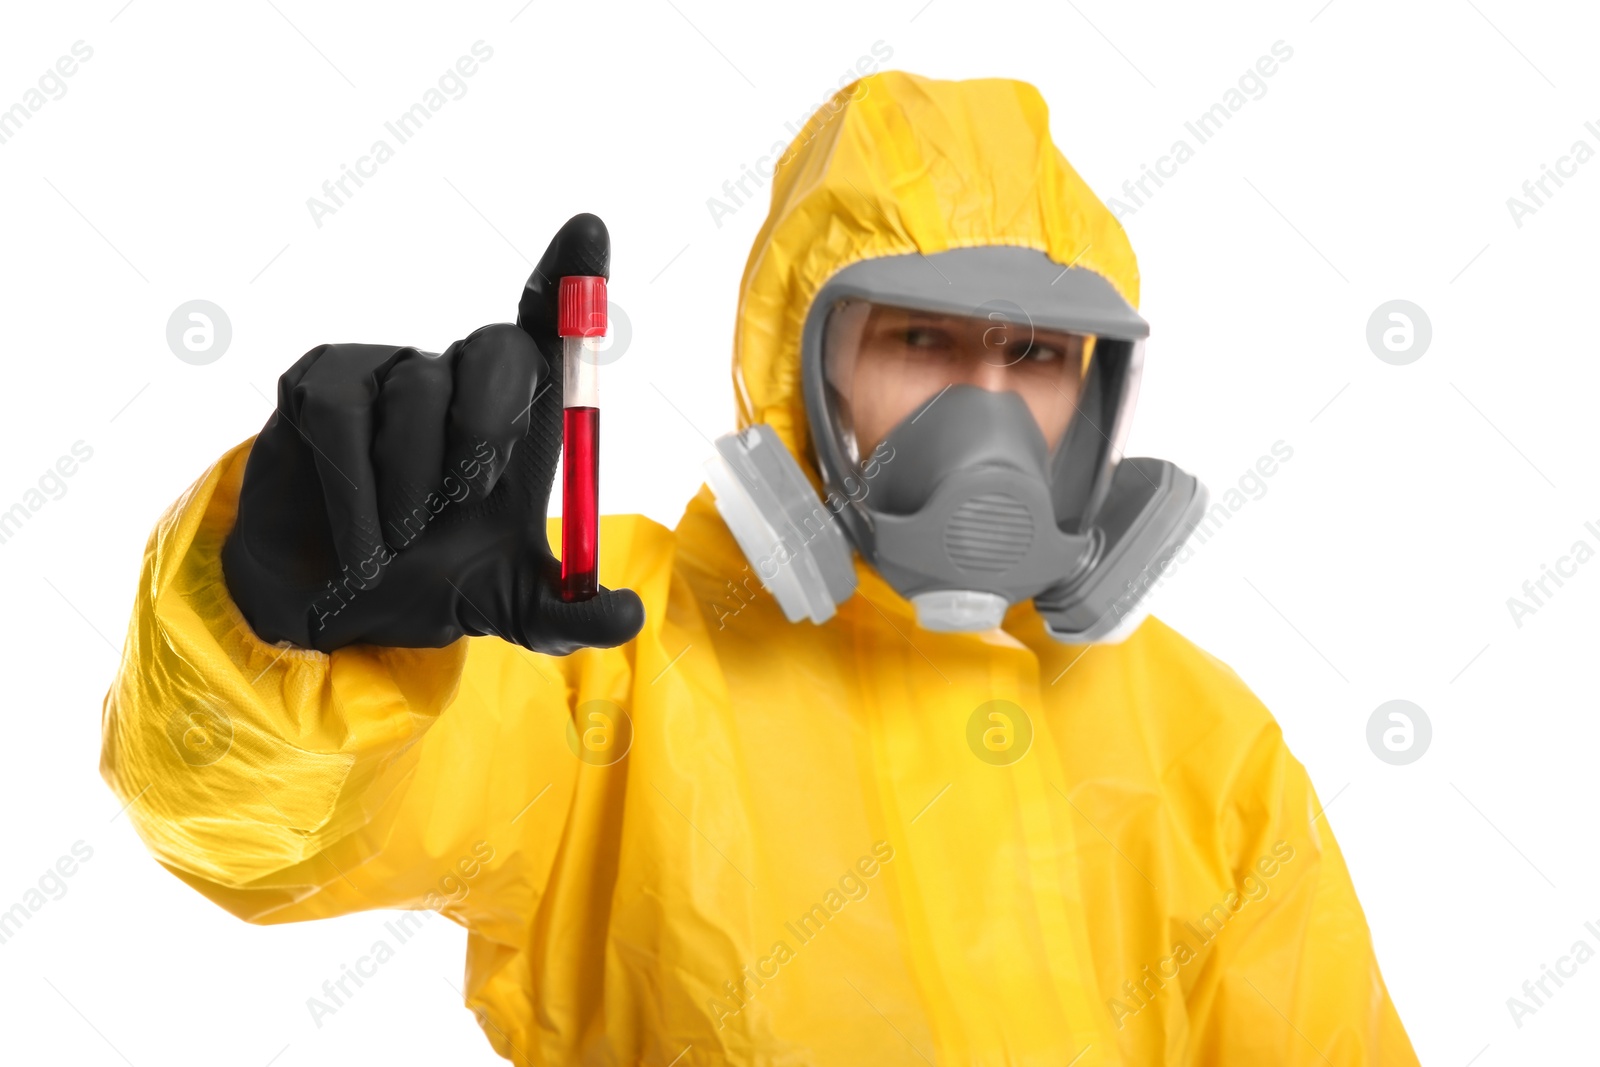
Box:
(561, 406, 599, 601)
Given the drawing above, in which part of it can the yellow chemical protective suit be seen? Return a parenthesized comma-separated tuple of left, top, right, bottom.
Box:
(101, 71, 1418, 1065)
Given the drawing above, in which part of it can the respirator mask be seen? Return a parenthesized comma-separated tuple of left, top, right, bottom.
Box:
(706, 246, 1207, 642)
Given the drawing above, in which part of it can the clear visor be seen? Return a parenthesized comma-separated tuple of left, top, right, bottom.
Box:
(822, 299, 1096, 463)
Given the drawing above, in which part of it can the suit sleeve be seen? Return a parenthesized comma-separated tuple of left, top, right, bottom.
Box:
(99, 439, 514, 924)
(1182, 724, 1419, 1066)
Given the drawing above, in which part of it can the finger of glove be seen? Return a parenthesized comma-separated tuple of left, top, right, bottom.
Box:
(373, 347, 453, 548)
(288, 347, 395, 587)
(442, 323, 546, 500)
(517, 212, 610, 358)
(526, 584, 645, 655)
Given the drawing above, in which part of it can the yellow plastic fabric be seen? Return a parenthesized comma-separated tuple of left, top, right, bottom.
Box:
(101, 71, 1416, 1065)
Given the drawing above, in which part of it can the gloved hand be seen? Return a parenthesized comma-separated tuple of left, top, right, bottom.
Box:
(222, 213, 645, 654)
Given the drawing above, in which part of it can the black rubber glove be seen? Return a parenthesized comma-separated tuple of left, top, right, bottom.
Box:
(221, 213, 645, 654)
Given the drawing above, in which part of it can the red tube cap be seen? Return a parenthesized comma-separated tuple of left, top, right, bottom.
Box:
(558, 276, 608, 338)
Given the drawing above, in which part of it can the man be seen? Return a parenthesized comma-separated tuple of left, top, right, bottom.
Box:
(101, 70, 1417, 1064)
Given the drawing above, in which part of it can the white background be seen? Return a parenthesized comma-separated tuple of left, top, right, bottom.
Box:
(1, 0, 1595, 1063)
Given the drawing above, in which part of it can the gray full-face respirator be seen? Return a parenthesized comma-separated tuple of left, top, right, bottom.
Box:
(705, 246, 1207, 643)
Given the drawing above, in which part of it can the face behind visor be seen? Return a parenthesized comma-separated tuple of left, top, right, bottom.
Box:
(706, 245, 1207, 641)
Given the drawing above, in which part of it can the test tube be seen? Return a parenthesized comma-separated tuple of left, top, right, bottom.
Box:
(557, 275, 607, 602)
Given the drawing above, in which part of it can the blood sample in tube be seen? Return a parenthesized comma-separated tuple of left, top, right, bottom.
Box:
(557, 275, 606, 602)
